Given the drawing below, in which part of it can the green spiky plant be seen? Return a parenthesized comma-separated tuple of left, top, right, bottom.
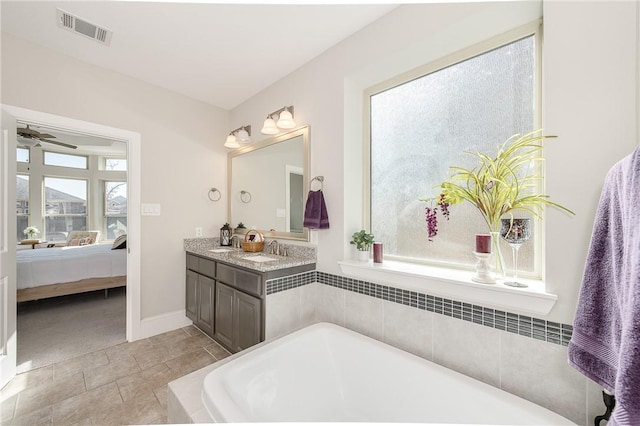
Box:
(422, 130, 575, 238)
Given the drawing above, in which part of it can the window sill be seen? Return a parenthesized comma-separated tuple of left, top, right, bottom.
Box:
(337, 259, 557, 316)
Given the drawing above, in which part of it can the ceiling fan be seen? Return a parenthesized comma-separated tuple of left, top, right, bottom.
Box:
(17, 125, 77, 149)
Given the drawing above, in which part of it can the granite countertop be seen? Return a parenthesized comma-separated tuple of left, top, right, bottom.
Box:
(184, 238, 316, 273)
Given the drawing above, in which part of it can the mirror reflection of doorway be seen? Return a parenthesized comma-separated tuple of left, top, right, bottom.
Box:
(286, 166, 304, 233)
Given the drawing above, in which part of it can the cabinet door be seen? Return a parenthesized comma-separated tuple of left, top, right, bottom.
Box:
(214, 282, 235, 350)
(235, 291, 262, 352)
(197, 275, 215, 335)
(185, 270, 198, 322)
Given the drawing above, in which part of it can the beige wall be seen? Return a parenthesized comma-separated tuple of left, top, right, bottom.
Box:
(232, 1, 639, 324)
(1, 32, 229, 320)
(3, 0, 638, 327)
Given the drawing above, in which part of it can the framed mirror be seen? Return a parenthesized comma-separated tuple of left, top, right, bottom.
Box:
(228, 125, 310, 241)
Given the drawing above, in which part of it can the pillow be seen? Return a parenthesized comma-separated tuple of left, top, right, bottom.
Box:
(66, 231, 100, 246)
(112, 234, 127, 250)
(68, 238, 81, 246)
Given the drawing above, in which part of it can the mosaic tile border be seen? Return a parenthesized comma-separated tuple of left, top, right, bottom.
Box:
(267, 270, 573, 347)
(266, 270, 317, 295)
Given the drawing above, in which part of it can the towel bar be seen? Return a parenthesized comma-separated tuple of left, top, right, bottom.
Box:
(594, 390, 615, 426)
(208, 188, 221, 202)
(310, 176, 324, 191)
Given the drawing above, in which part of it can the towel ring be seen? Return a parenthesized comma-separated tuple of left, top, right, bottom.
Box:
(208, 188, 221, 202)
(310, 176, 324, 191)
(240, 190, 252, 203)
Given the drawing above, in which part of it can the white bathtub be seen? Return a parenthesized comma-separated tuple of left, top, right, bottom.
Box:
(202, 322, 575, 424)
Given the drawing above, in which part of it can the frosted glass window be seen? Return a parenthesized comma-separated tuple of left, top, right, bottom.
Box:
(370, 35, 537, 273)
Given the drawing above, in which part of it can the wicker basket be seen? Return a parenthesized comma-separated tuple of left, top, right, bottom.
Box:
(242, 230, 264, 253)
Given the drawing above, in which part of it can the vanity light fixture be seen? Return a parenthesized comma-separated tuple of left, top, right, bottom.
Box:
(224, 125, 251, 149)
(260, 106, 295, 135)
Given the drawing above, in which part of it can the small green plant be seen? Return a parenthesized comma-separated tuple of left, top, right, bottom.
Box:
(350, 229, 375, 251)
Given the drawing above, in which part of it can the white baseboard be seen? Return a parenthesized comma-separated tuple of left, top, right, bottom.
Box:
(140, 309, 193, 339)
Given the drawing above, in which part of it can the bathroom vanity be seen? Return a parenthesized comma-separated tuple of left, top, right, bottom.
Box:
(185, 240, 315, 353)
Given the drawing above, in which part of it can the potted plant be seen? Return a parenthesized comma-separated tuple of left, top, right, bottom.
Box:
(422, 130, 574, 275)
(350, 229, 375, 261)
(23, 226, 40, 241)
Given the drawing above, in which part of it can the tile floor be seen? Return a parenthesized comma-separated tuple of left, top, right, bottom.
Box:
(1, 325, 230, 425)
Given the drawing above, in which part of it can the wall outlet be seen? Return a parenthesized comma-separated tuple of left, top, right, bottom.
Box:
(195, 227, 203, 237)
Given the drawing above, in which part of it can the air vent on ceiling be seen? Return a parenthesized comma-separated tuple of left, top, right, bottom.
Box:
(56, 9, 113, 46)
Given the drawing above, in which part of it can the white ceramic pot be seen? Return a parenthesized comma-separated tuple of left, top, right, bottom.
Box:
(357, 249, 370, 261)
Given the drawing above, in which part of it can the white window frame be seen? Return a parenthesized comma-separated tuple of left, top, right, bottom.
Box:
(364, 22, 543, 275)
(339, 21, 557, 316)
(103, 180, 127, 240)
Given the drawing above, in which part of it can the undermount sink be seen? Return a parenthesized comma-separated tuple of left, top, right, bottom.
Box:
(209, 248, 232, 253)
(243, 255, 277, 262)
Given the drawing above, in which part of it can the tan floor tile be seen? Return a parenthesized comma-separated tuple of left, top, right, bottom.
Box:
(0, 365, 54, 400)
(204, 341, 231, 360)
(105, 338, 155, 363)
(51, 382, 121, 425)
(181, 325, 203, 336)
(91, 390, 164, 425)
(14, 372, 85, 418)
(116, 363, 175, 402)
(1, 392, 18, 423)
(148, 329, 190, 347)
(166, 334, 214, 358)
(165, 348, 216, 378)
(53, 349, 109, 380)
(133, 345, 174, 371)
(7, 404, 52, 425)
(83, 355, 140, 390)
(153, 384, 168, 410)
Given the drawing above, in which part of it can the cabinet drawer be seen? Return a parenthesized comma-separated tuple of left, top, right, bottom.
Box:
(186, 254, 199, 271)
(217, 263, 262, 297)
(198, 258, 216, 279)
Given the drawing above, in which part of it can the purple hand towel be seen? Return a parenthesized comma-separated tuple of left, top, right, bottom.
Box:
(303, 190, 329, 229)
(568, 147, 640, 425)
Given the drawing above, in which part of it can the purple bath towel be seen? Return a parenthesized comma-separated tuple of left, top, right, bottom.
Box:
(568, 147, 640, 425)
(303, 190, 329, 229)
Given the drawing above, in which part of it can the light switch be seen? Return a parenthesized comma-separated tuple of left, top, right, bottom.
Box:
(142, 203, 161, 216)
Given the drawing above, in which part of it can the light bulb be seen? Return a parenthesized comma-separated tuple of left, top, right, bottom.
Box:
(276, 108, 295, 129)
(261, 116, 279, 135)
(224, 134, 239, 149)
(236, 128, 251, 144)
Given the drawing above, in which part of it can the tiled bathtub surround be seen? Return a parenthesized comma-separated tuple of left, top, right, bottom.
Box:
(267, 270, 573, 346)
(265, 270, 603, 426)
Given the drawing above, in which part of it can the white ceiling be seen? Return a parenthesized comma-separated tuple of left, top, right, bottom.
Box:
(1, 1, 398, 110)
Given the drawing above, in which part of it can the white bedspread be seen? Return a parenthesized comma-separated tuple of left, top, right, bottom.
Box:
(16, 243, 127, 290)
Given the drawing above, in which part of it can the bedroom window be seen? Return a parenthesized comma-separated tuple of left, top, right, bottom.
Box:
(17, 147, 29, 163)
(43, 151, 88, 169)
(16, 174, 29, 242)
(366, 29, 539, 275)
(103, 158, 127, 171)
(104, 181, 127, 240)
(44, 177, 88, 242)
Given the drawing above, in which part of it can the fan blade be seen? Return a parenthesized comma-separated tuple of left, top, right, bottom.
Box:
(40, 139, 77, 149)
(37, 133, 56, 139)
(17, 127, 39, 136)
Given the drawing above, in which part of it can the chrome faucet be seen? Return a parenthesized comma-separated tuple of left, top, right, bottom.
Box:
(268, 239, 280, 256)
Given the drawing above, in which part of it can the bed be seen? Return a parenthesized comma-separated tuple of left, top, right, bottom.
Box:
(16, 242, 127, 302)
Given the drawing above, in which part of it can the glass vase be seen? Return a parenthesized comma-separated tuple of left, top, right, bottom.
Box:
(490, 231, 506, 281)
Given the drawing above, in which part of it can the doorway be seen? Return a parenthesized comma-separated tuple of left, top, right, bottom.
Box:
(2, 104, 141, 384)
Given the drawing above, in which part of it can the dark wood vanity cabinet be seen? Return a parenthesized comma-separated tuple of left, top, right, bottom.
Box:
(186, 253, 265, 353)
(186, 252, 315, 353)
(185, 256, 216, 336)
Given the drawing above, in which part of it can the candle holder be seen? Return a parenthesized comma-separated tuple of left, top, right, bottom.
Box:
(471, 251, 496, 284)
